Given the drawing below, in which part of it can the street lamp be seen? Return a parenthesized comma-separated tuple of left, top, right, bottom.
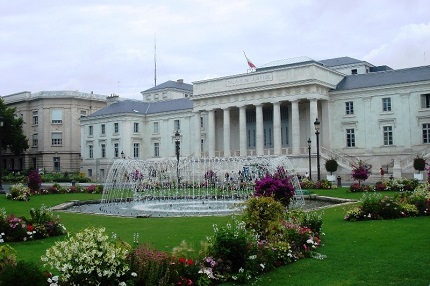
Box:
(0, 115, 4, 193)
(314, 118, 321, 181)
(174, 130, 181, 185)
(307, 138, 312, 181)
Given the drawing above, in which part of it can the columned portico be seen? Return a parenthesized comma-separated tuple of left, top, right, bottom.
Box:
(192, 60, 342, 158)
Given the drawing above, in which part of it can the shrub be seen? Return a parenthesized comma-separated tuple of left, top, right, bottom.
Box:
(351, 160, 372, 185)
(413, 156, 426, 172)
(300, 178, 315, 189)
(29, 205, 67, 239)
(205, 218, 258, 274)
(349, 183, 375, 192)
(254, 166, 295, 207)
(0, 244, 16, 272)
(6, 183, 31, 201)
(0, 260, 47, 286)
(41, 227, 132, 285)
(241, 196, 285, 240)
(27, 170, 42, 193)
(130, 243, 172, 286)
(325, 158, 338, 174)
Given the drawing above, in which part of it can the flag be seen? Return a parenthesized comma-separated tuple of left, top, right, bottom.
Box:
(243, 51, 256, 69)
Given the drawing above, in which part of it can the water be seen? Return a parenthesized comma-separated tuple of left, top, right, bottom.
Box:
(74, 156, 307, 217)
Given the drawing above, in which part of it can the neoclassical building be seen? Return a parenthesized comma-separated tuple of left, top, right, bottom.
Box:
(80, 57, 430, 181)
(3, 91, 107, 172)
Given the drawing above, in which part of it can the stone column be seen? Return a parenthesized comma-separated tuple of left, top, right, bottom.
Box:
(194, 111, 201, 158)
(223, 108, 231, 157)
(256, 104, 264, 156)
(291, 100, 300, 154)
(239, 105, 247, 156)
(309, 99, 318, 143)
(273, 101, 281, 155)
(208, 109, 215, 157)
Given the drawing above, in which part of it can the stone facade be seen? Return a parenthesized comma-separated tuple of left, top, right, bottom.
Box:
(3, 91, 107, 173)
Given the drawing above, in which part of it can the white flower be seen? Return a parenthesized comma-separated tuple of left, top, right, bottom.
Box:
(131, 272, 137, 277)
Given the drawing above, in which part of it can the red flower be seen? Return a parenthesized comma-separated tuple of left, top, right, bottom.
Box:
(178, 257, 186, 264)
(186, 259, 194, 265)
(27, 224, 34, 232)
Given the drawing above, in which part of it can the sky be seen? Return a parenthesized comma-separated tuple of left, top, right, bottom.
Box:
(1, 0, 429, 100)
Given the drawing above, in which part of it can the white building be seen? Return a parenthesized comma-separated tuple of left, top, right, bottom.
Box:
(80, 57, 430, 181)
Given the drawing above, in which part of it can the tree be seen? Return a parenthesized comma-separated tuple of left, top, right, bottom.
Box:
(0, 98, 29, 155)
(351, 160, 372, 186)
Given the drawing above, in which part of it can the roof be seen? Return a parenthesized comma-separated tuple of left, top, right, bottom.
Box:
(256, 56, 319, 71)
(87, 98, 193, 117)
(319, 57, 363, 67)
(142, 80, 193, 93)
(335, 65, 430, 91)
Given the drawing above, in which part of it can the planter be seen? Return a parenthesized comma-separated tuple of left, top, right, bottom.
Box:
(414, 173, 423, 181)
(326, 174, 336, 182)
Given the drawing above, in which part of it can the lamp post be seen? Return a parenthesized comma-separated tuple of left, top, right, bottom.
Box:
(0, 115, 4, 193)
(307, 138, 312, 181)
(314, 118, 321, 181)
(174, 130, 180, 185)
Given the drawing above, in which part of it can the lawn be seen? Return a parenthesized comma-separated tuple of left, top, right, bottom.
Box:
(1, 189, 430, 286)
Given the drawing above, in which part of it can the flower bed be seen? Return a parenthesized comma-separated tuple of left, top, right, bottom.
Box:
(0, 205, 66, 242)
(344, 183, 430, 221)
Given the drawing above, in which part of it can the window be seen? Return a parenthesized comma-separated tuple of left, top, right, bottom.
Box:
(51, 109, 63, 124)
(423, 123, 430, 143)
(32, 111, 38, 125)
(421, 94, 430, 108)
(383, 126, 393, 145)
(89, 145, 93, 159)
(200, 117, 204, 128)
(351, 69, 357, 75)
(101, 144, 106, 158)
(153, 122, 159, 133)
(53, 157, 61, 172)
(101, 124, 105, 135)
(133, 143, 140, 158)
(51, 132, 62, 145)
(114, 143, 119, 158)
(133, 122, 139, 133)
(80, 110, 87, 118)
(382, 97, 391, 112)
(89, 125, 93, 136)
(114, 123, 119, 133)
(174, 119, 180, 131)
(346, 128, 355, 147)
(88, 169, 93, 177)
(345, 101, 354, 115)
(154, 142, 159, 157)
(32, 133, 38, 147)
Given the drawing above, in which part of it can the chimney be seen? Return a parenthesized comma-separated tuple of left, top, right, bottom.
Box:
(177, 79, 184, 84)
(106, 93, 120, 105)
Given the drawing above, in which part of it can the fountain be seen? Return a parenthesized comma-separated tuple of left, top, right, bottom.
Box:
(68, 156, 305, 217)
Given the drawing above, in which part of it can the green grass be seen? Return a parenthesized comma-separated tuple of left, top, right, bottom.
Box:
(2, 189, 430, 286)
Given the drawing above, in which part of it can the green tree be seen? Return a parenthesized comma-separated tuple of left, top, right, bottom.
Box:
(0, 98, 29, 155)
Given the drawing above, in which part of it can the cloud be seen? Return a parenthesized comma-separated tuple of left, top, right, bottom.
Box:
(363, 23, 430, 69)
